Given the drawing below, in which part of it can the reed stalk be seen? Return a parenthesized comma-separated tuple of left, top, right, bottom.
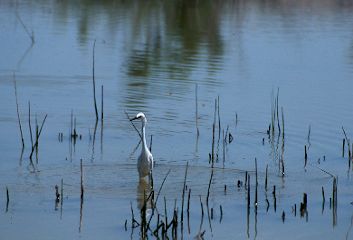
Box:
(15, 11, 35, 44)
(92, 39, 98, 121)
(265, 164, 268, 191)
(181, 162, 189, 224)
(28, 101, 33, 147)
(13, 75, 25, 148)
(206, 170, 214, 206)
(211, 98, 216, 166)
(29, 114, 47, 160)
(255, 158, 258, 208)
(80, 159, 84, 200)
(195, 84, 199, 136)
(343, 138, 345, 158)
(6, 187, 9, 212)
(101, 85, 104, 120)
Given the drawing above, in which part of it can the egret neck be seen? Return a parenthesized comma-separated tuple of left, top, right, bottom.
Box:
(141, 121, 149, 154)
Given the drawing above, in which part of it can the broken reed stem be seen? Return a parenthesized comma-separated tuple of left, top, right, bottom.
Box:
(149, 135, 153, 152)
(245, 171, 248, 188)
(187, 188, 191, 214)
(217, 95, 221, 141)
(301, 193, 308, 215)
(92, 39, 99, 121)
(294, 204, 297, 216)
(322, 186, 325, 204)
(273, 185, 277, 212)
(255, 158, 258, 208)
(80, 159, 84, 200)
(35, 115, 39, 160)
(349, 142, 352, 163)
(70, 110, 73, 137)
(342, 126, 349, 144)
(224, 125, 229, 143)
(206, 170, 214, 206)
(199, 195, 204, 218)
(13, 75, 25, 148)
(281, 141, 285, 175)
(195, 84, 199, 136)
(79, 179, 84, 232)
(222, 129, 225, 167)
(247, 175, 250, 209)
(15, 11, 35, 44)
(211, 122, 215, 167)
(141, 190, 147, 238)
(265, 164, 268, 191)
(271, 90, 275, 136)
(342, 139, 345, 158)
(164, 197, 168, 229)
(6, 186, 9, 211)
(304, 145, 308, 167)
(307, 125, 311, 144)
(211, 98, 217, 166)
(181, 162, 189, 224)
(61, 178, 64, 207)
(28, 101, 33, 147)
(332, 177, 338, 226)
(281, 107, 285, 139)
(130, 202, 138, 227)
(124, 110, 142, 139)
(29, 114, 48, 160)
(332, 177, 337, 208)
(276, 88, 281, 134)
(154, 169, 171, 205)
(101, 85, 104, 120)
(55, 185, 60, 202)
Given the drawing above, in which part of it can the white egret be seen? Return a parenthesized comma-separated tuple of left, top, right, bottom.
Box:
(130, 112, 154, 179)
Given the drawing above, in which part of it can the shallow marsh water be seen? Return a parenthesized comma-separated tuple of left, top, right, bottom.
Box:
(1, 0, 353, 239)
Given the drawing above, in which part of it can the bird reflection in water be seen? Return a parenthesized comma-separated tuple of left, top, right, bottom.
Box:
(137, 178, 153, 211)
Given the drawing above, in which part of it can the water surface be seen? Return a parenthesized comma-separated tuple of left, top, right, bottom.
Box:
(1, 0, 353, 239)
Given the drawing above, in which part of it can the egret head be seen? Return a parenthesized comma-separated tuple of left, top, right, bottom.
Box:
(130, 112, 147, 124)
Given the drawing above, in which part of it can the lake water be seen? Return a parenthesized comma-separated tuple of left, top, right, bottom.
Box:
(1, 0, 353, 239)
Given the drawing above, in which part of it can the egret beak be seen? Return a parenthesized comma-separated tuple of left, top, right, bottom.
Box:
(130, 116, 139, 121)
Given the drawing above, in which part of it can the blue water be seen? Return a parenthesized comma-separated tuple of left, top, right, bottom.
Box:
(1, 1, 353, 239)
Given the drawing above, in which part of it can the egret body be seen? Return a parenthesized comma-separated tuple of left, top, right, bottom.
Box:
(130, 112, 154, 178)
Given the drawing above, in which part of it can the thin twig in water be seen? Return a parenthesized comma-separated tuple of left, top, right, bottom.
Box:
(92, 39, 99, 121)
(255, 158, 258, 208)
(195, 83, 199, 137)
(29, 114, 48, 160)
(6, 187, 9, 212)
(124, 110, 142, 138)
(310, 164, 335, 178)
(276, 88, 280, 133)
(13, 74, 25, 148)
(147, 169, 171, 229)
(342, 126, 349, 143)
(181, 162, 189, 224)
(101, 85, 104, 120)
(149, 135, 153, 152)
(28, 101, 33, 147)
(15, 11, 35, 44)
(155, 169, 171, 205)
(211, 98, 217, 166)
(217, 95, 221, 142)
(206, 169, 214, 206)
(80, 159, 84, 200)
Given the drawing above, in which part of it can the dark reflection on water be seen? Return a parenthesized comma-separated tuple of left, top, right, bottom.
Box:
(137, 178, 152, 211)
